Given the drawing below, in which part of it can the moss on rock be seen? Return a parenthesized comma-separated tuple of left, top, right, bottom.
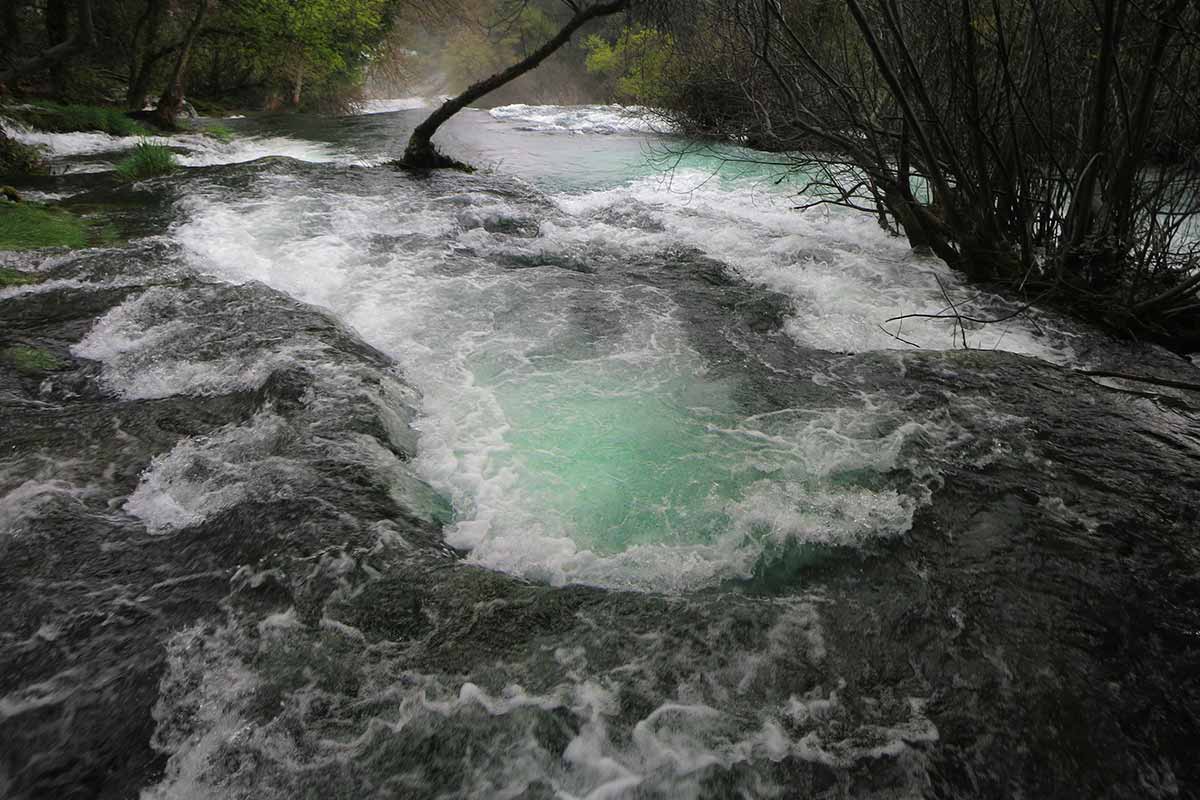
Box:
(0, 266, 43, 287)
(115, 142, 178, 182)
(1, 345, 67, 373)
(0, 202, 90, 250)
(3, 102, 150, 137)
(0, 133, 48, 176)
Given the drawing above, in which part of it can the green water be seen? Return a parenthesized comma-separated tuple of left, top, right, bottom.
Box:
(484, 351, 752, 553)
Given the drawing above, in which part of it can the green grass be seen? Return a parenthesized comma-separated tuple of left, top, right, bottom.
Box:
(193, 122, 235, 142)
(115, 141, 178, 181)
(0, 266, 43, 286)
(185, 97, 235, 117)
(10, 102, 151, 136)
(206, 124, 235, 142)
(0, 202, 89, 249)
(1, 345, 67, 373)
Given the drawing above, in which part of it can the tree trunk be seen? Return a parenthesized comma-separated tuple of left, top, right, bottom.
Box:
(401, 0, 631, 169)
(127, 0, 168, 109)
(1, 1, 22, 72)
(291, 66, 304, 108)
(1062, 0, 1125, 260)
(46, 0, 70, 95)
(154, 0, 208, 130)
(0, 0, 93, 85)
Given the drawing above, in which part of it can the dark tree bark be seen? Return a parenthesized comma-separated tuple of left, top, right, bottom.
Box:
(46, 0, 70, 94)
(127, 0, 169, 109)
(1, 1, 22, 73)
(154, 0, 209, 130)
(0, 0, 94, 84)
(401, 0, 631, 169)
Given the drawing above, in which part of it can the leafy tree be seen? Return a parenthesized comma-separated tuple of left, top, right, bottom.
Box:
(583, 26, 672, 103)
(211, 0, 390, 108)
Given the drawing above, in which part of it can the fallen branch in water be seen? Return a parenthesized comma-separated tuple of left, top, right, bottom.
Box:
(879, 285, 1055, 349)
(932, 273, 970, 350)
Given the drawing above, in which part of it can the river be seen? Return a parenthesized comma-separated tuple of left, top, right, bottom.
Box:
(2, 103, 1199, 799)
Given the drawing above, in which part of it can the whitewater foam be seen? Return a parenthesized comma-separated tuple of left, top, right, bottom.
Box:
(124, 411, 307, 533)
(73, 286, 328, 400)
(555, 170, 1080, 363)
(354, 97, 431, 115)
(171, 167, 983, 591)
(142, 597, 936, 799)
(3, 119, 353, 169)
(490, 104, 673, 135)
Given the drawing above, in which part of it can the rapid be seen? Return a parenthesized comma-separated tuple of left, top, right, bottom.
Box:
(2, 102, 1199, 799)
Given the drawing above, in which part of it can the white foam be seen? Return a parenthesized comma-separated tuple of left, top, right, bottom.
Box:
(163, 110, 1077, 590)
(354, 97, 430, 115)
(172, 172, 979, 591)
(1, 120, 128, 156)
(0, 479, 93, 532)
(73, 287, 327, 400)
(142, 606, 935, 798)
(171, 134, 352, 167)
(2, 117, 354, 168)
(141, 625, 260, 800)
(125, 411, 307, 533)
(555, 171, 1080, 363)
(489, 104, 673, 135)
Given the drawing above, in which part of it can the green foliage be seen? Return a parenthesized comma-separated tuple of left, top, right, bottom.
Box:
(0, 266, 43, 287)
(114, 142, 178, 181)
(55, 65, 127, 105)
(442, 5, 564, 91)
(0, 132, 48, 176)
(186, 98, 236, 117)
(199, 123, 235, 142)
(11, 102, 150, 136)
(584, 28, 674, 104)
(0, 202, 89, 250)
(209, 0, 393, 109)
(1, 345, 67, 373)
(444, 27, 512, 88)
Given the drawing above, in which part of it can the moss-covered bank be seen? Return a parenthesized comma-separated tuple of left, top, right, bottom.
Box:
(0, 201, 118, 251)
(0, 132, 47, 176)
(0, 345, 68, 373)
(3, 102, 151, 137)
(0, 266, 43, 287)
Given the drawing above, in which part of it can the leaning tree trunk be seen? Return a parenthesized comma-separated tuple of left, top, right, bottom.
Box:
(401, 0, 631, 169)
(154, 0, 208, 130)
